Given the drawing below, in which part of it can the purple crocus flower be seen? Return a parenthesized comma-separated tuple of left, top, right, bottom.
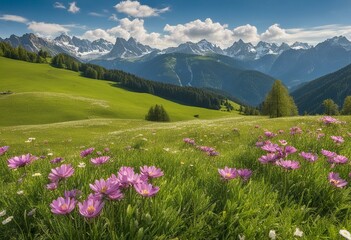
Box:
(218, 167, 238, 180)
(290, 126, 302, 135)
(90, 156, 110, 165)
(48, 164, 74, 182)
(140, 166, 164, 179)
(46, 181, 59, 190)
(89, 178, 123, 200)
(276, 160, 300, 170)
(134, 182, 160, 197)
(78, 197, 105, 218)
(50, 196, 76, 215)
(237, 169, 252, 181)
(7, 154, 37, 169)
(0, 146, 9, 155)
(320, 116, 340, 125)
(117, 167, 141, 188)
(80, 147, 95, 158)
(329, 155, 348, 164)
(299, 152, 318, 162)
(321, 149, 337, 159)
(64, 189, 82, 199)
(258, 153, 278, 164)
(50, 157, 63, 164)
(331, 136, 344, 145)
(264, 131, 276, 138)
(285, 146, 297, 155)
(183, 138, 196, 145)
(328, 172, 347, 188)
(261, 143, 279, 153)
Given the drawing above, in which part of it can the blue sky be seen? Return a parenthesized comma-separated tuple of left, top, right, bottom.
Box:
(1, 0, 351, 49)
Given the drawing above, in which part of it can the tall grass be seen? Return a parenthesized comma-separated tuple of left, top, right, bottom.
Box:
(1, 116, 351, 239)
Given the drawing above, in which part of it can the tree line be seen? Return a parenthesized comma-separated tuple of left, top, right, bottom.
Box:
(0, 42, 49, 63)
(51, 53, 225, 110)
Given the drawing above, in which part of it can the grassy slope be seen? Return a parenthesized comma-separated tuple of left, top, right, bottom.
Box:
(0, 57, 234, 126)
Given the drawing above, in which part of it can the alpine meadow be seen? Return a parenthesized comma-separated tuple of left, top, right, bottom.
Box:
(2, 1, 351, 239)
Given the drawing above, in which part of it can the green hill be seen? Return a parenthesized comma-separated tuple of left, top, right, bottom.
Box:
(0, 57, 236, 126)
(291, 63, 351, 114)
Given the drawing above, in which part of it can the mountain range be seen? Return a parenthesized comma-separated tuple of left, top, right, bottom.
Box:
(3, 33, 351, 107)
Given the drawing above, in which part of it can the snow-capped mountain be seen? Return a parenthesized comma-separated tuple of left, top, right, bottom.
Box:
(54, 34, 113, 60)
(164, 39, 224, 55)
(315, 36, 351, 51)
(100, 37, 155, 60)
(2, 33, 65, 55)
(224, 40, 295, 61)
(290, 42, 312, 50)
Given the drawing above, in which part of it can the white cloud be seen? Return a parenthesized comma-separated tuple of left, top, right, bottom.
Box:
(81, 17, 351, 50)
(68, 2, 80, 14)
(54, 2, 66, 9)
(27, 21, 69, 37)
(261, 24, 288, 42)
(109, 14, 119, 21)
(89, 12, 105, 17)
(163, 18, 234, 48)
(0, 14, 28, 23)
(81, 29, 116, 43)
(114, 0, 169, 18)
(233, 24, 259, 43)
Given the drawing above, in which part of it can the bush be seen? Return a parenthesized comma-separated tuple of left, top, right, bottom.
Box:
(145, 104, 170, 122)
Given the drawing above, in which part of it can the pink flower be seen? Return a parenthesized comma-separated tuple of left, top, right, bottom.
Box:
(290, 126, 302, 135)
(90, 156, 110, 165)
(328, 155, 348, 165)
(331, 136, 344, 145)
(64, 189, 82, 199)
(258, 153, 278, 164)
(50, 157, 63, 164)
(117, 167, 141, 188)
(237, 169, 252, 181)
(89, 178, 123, 200)
(261, 143, 279, 153)
(140, 166, 164, 179)
(50, 197, 76, 215)
(218, 167, 238, 180)
(276, 160, 300, 170)
(328, 172, 347, 188)
(134, 182, 160, 197)
(183, 138, 196, 145)
(0, 146, 9, 155)
(279, 140, 287, 146)
(46, 181, 59, 190)
(320, 116, 340, 125)
(299, 152, 318, 162)
(7, 154, 37, 169)
(48, 164, 74, 182)
(78, 197, 104, 218)
(264, 131, 276, 138)
(321, 149, 337, 159)
(80, 148, 95, 158)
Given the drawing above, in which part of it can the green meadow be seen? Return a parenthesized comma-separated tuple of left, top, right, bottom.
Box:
(0, 57, 234, 126)
(1, 57, 351, 239)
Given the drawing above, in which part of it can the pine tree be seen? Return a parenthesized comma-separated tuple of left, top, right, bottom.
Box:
(145, 104, 170, 122)
(341, 96, 351, 115)
(262, 80, 298, 118)
(323, 99, 339, 115)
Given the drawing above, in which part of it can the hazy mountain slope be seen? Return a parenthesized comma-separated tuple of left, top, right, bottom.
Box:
(292, 63, 351, 114)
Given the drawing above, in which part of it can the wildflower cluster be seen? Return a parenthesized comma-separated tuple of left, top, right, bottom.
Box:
(49, 161, 163, 218)
(183, 138, 219, 156)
